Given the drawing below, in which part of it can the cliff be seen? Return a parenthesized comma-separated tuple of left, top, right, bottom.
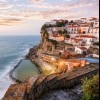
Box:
(40, 24, 58, 54)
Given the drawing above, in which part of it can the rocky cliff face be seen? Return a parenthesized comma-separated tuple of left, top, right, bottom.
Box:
(40, 24, 58, 53)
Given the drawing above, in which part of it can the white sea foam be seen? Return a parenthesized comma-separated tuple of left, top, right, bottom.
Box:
(0, 47, 30, 99)
(0, 35, 40, 99)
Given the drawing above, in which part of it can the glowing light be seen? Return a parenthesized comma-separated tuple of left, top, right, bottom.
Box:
(59, 61, 65, 66)
(51, 58, 55, 61)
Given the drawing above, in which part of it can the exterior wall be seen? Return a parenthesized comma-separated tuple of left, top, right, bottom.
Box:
(93, 21, 99, 27)
(75, 47, 82, 54)
(89, 28, 99, 39)
(67, 27, 79, 34)
(65, 39, 72, 44)
(81, 18, 87, 22)
(47, 27, 66, 32)
(79, 26, 89, 34)
(69, 34, 79, 38)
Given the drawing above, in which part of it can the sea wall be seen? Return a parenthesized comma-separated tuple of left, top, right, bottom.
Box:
(9, 58, 25, 83)
(3, 64, 99, 100)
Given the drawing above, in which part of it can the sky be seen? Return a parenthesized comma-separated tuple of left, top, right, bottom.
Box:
(0, 0, 99, 35)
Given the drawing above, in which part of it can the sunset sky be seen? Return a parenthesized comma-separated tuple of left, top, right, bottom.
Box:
(0, 0, 99, 35)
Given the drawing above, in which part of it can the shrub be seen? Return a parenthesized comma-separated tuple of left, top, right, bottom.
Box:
(82, 74, 99, 100)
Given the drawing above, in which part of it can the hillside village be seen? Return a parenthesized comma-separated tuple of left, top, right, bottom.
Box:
(40, 17, 99, 60)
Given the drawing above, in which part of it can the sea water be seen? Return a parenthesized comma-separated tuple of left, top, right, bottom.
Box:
(0, 35, 41, 99)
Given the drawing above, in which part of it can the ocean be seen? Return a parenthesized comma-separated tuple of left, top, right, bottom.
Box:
(0, 35, 41, 99)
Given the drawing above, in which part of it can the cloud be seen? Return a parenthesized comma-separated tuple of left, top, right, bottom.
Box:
(0, 0, 99, 26)
(0, 18, 22, 26)
(28, 0, 44, 3)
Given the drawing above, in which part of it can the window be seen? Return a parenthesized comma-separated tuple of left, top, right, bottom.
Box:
(90, 39, 92, 42)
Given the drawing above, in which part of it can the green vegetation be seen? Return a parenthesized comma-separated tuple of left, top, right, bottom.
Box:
(56, 22, 65, 27)
(47, 45, 52, 51)
(57, 29, 68, 36)
(55, 20, 69, 27)
(41, 24, 49, 41)
(48, 39, 58, 45)
(82, 74, 99, 100)
(58, 30, 63, 35)
(63, 29, 68, 34)
(63, 29, 70, 38)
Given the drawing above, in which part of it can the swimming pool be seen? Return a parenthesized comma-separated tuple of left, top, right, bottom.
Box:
(77, 58, 99, 63)
(12, 60, 40, 82)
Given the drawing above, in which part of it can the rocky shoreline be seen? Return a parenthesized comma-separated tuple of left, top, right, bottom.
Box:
(9, 45, 40, 84)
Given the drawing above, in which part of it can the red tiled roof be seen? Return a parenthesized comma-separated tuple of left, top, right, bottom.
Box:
(75, 35, 97, 38)
(80, 24, 89, 27)
(65, 38, 70, 40)
(71, 38, 75, 40)
(79, 47, 87, 50)
(67, 25, 78, 28)
(81, 18, 87, 19)
(74, 39, 83, 42)
(92, 27, 99, 29)
(91, 17, 97, 20)
(70, 38, 83, 42)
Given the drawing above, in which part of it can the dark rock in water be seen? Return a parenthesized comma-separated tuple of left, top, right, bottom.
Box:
(25, 55, 29, 59)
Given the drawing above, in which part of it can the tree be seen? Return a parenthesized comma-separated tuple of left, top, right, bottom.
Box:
(56, 22, 65, 27)
(82, 74, 99, 100)
(70, 20, 74, 23)
(63, 29, 68, 34)
(49, 39, 57, 46)
(58, 30, 63, 35)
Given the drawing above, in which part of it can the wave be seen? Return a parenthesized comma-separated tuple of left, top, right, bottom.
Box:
(0, 47, 30, 99)
(0, 48, 30, 58)
(0, 47, 30, 76)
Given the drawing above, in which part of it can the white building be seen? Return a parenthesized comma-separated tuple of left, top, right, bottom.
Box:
(47, 27, 66, 32)
(93, 20, 99, 27)
(75, 35, 97, 48)
(75, 46, 87, 54)
(65, 38, 83, 46)
(89, 27, 99, 40)
(81, 18, 87, 22)
(67, 25, 79, 34)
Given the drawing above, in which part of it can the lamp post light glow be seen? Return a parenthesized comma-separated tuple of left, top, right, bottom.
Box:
(51, 58, 55, 61)
(60, 62, 63, 66)
(59, 60, 65, 66)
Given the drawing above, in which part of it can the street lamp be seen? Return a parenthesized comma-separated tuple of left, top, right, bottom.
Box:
(51, 57, 55, 61)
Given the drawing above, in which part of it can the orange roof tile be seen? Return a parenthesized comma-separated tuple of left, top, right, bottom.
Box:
(79, 47, 87, 50)
(75, 35, 97, 38)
